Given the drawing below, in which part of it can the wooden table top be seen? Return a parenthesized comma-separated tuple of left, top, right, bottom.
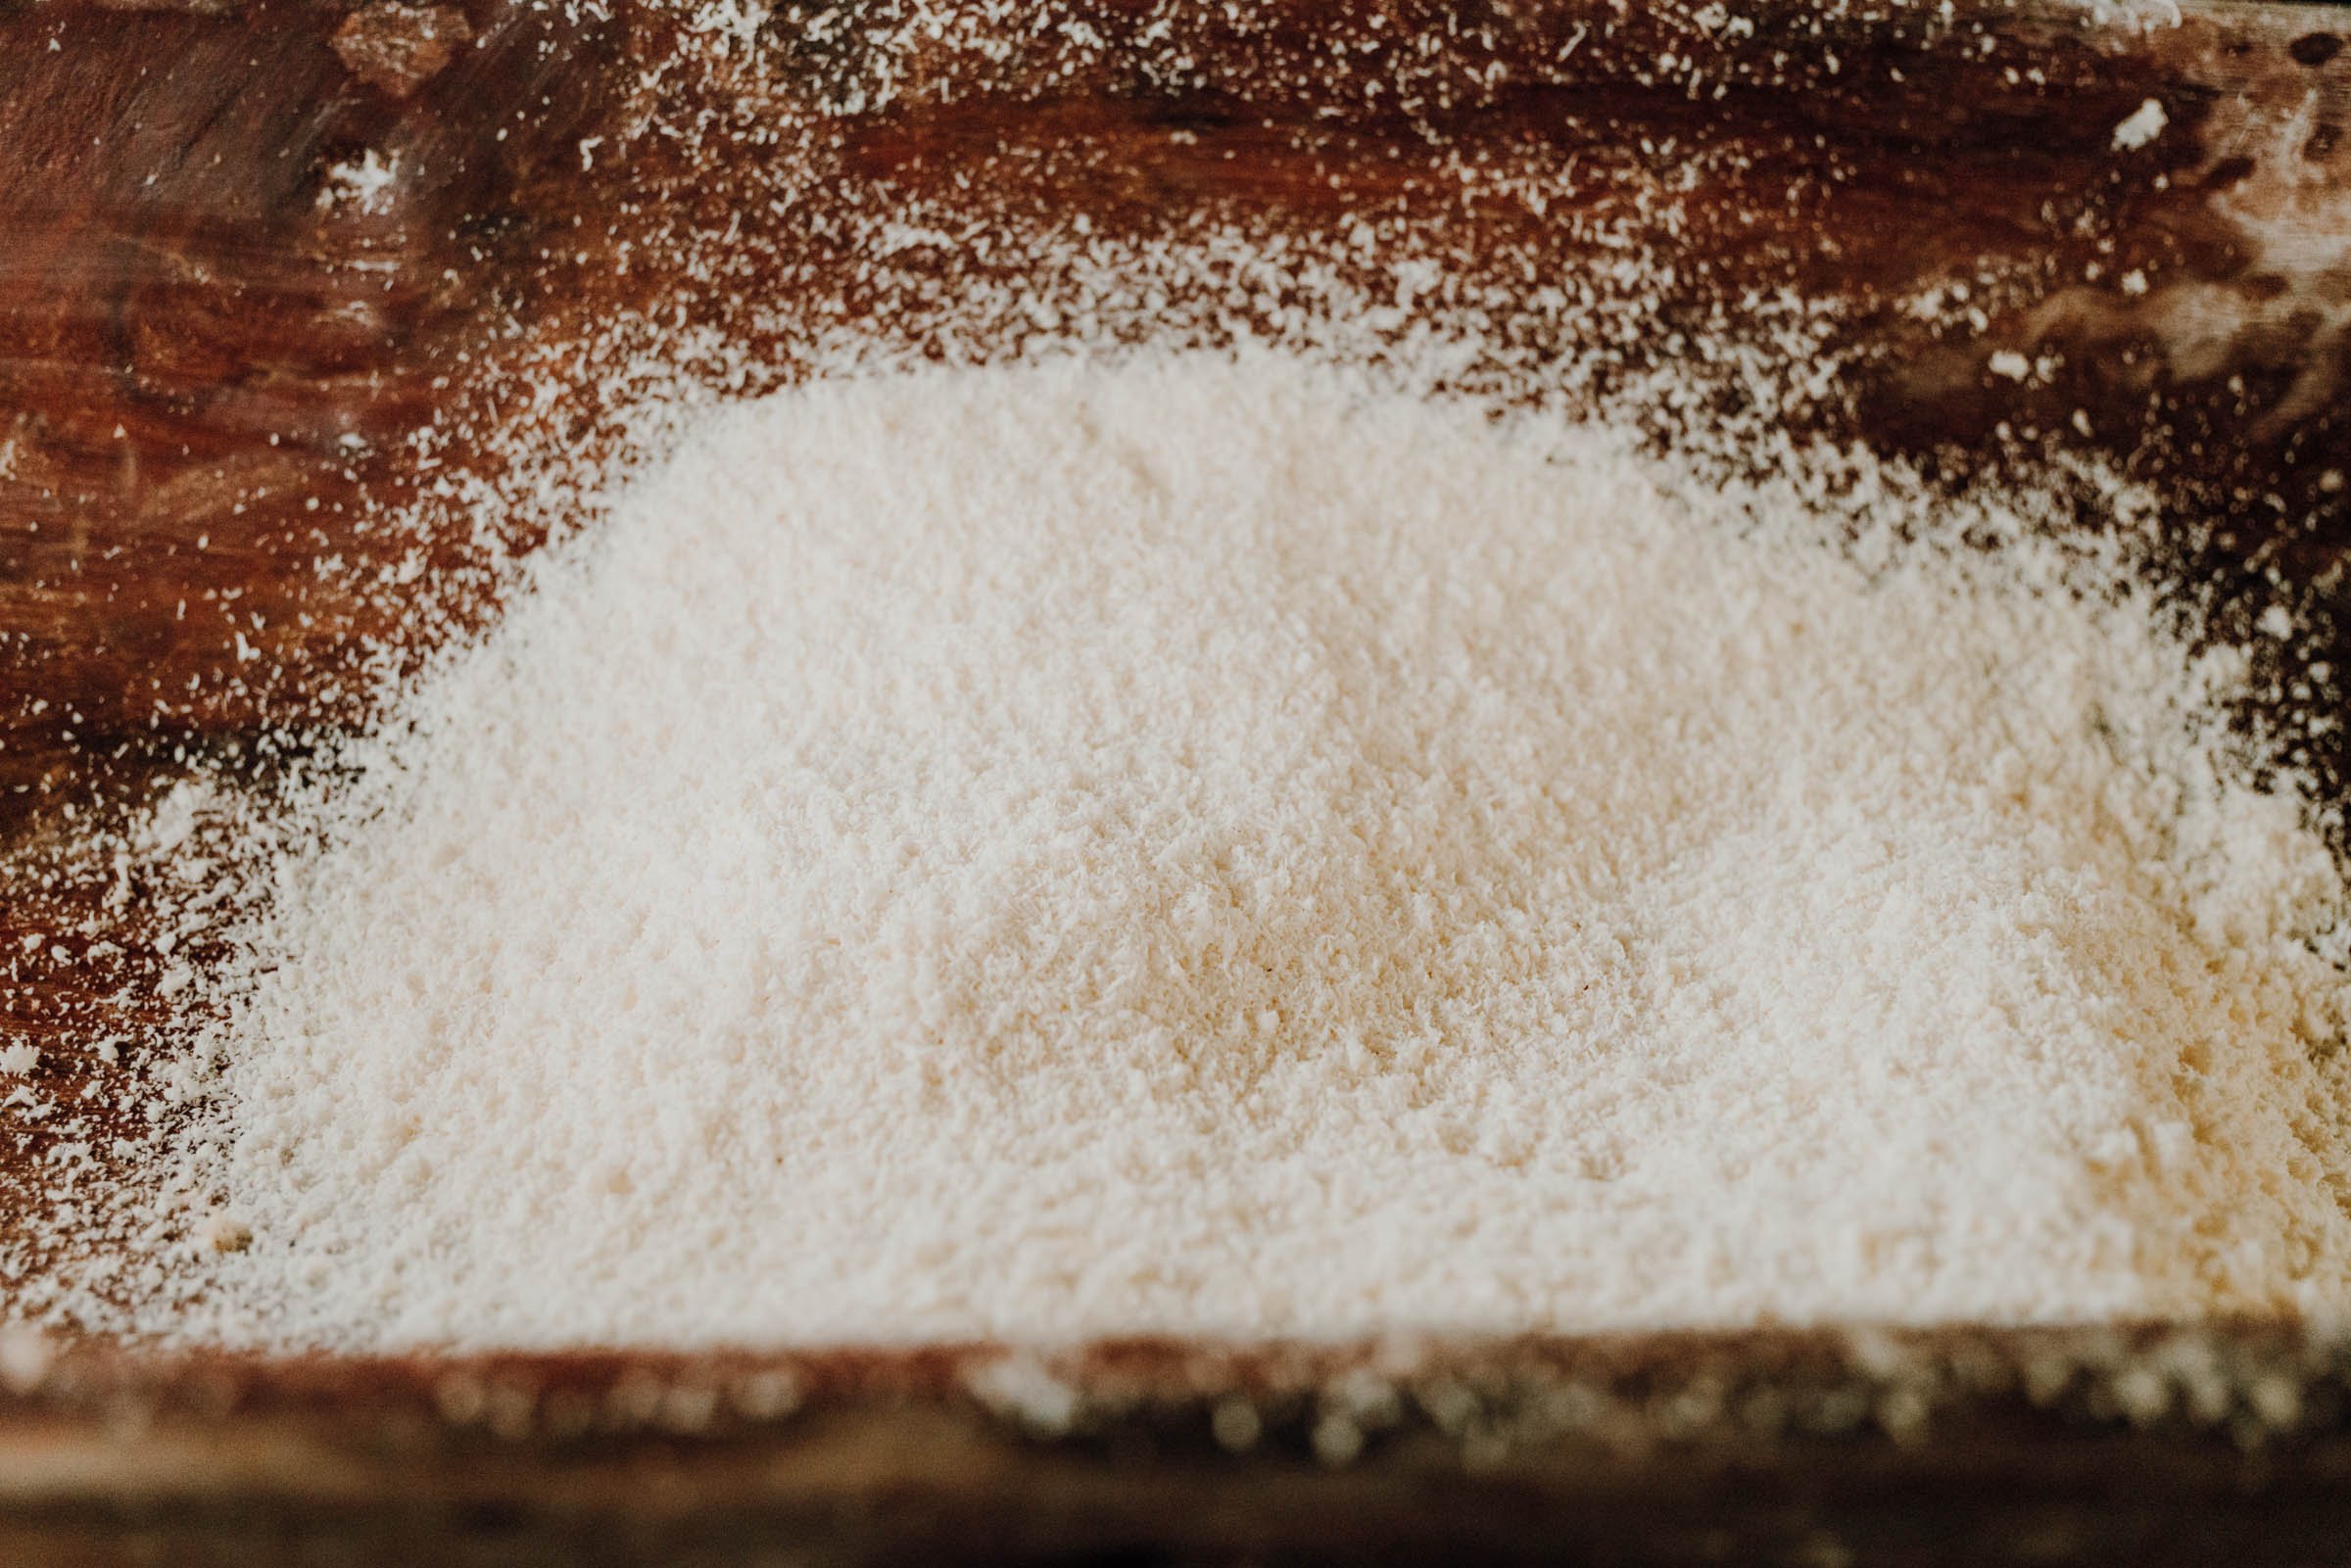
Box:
(2, 1, 2349, 1560)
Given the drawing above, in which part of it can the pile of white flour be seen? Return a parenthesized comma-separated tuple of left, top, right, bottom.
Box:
(121, 352, 2351, 1349)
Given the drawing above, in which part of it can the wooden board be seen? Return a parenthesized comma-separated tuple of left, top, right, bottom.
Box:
(2, 0, 2350, 1560)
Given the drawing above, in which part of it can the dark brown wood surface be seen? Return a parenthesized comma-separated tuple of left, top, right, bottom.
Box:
(2, 0, 2350, 1561)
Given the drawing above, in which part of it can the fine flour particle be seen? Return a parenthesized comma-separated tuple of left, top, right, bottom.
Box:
(130, 353, 2351, 1350)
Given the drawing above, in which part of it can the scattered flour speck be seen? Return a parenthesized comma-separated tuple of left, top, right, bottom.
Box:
(2111, 96, 2170, 151)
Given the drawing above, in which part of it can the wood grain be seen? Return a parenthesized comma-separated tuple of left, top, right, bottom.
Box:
(1, 0, 2349, 1560)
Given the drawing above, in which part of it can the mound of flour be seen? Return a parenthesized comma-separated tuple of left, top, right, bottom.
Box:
(135, 352, 2351, 1349)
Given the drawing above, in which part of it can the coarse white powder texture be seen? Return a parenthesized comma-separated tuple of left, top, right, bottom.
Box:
(135, 352, 2351, 1350)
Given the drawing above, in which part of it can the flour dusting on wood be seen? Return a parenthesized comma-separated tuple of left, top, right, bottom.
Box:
(29, 350, 2349, 1352)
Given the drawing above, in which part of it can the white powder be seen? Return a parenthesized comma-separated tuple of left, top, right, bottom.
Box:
(2111, 97, 2169, 152)
(118, 352, 2351, 1349)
